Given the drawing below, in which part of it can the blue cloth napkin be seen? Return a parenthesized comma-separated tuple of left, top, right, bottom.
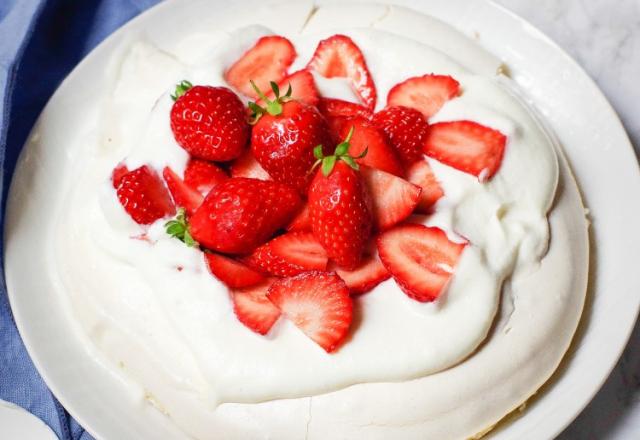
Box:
(0, 1, 160, 438)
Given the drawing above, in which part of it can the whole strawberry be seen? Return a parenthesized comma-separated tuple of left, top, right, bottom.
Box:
(372, 106, 429, 166)
(170, 80, 249, 162)
(187, 177, 301, 254)
(308, 130, 372, 269)
(250, 81, 332, 194)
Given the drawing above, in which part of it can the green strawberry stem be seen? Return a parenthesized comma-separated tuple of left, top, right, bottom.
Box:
(248, 80, 292, 123)
(311, 126, 368, 176)
(165, 208, 198, 247)
(171, 80, 193, 101)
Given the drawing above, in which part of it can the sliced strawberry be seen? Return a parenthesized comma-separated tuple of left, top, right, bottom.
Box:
(360, 166, 421, 230)
(372, 106, 429, 165)
(387, 74, 460, 119)
(317, 98, 373, 140)
(331, 251, 390, 295)
(204, 252, 265, 289)
(244, 231, 328, 277)
(162, 167, 204, 216)
(267, 271, 352, 352)
(377, 224, 465, 302)
(257, 70, 320, 107)
(225, 36, 296, 99)
(117, 165, 175, 225)
(337, 117, 404, 176)
(184, 159, 228, 195)
(111, 163, 129, 188)
(423, 121, 507, 180)
(307, 35, 377, 110)
(229, 151, 271, 180)
(287, 203, 311, 231)
(406, 160, 444, 213)
(231, 281, 281, 335)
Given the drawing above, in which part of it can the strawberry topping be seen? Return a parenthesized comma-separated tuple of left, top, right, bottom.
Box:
(224, 35, 296, 99)
(162, 167, 204, 216)
(205, 252, 265, 289)
(184, 159, 228, 195)
(423, 121, 507, 180)
(331, 249, 390, 296)
(244, 231, 328, 277)
(232, 281, 281, 335)
(360, 166, 421, 231)
(406, 160, 444, 213)
(372, 106, 429, 165)
(230, 150, 271, 180)
(116, 165, 175, 225)
(387, 74, 460, 119)
(377, 224, 465, 302)
(267, 271, 352, 352)
(257, 70, 320, 107)
(307, 35, 377, 110)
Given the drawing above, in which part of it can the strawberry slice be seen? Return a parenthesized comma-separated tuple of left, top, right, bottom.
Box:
(307, 35, 377, 110)
(360, 166, 421, 230)
(331, 251, 390, 295)
(337, 117, 404, 176)
(111, 162, 129, 188)
(162, 167, 204, 216)
(257, 70, 320, 107)
(287, 203, 311, 231)
(423, 121, 507, 180)
(230, 151, 271, 180)
(406, 160, 444, 213)
(317, 98, 373, 140)
(267, 271, 352, 352)
(184, 159, 228, 195)
(225, 35, 296, 99)
(116, 165, 175, 225)
(387, 74, 460, 119)
(244, 231, 328, 277)
(204, 252, 265, 289)
(377, 224, 465, 302)
(231, 281, 281, 335)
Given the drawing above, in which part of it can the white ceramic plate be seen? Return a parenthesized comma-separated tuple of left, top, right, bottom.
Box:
(4, 0, 640, 439)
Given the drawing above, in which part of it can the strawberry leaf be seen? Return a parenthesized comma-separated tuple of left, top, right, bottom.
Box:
(322, 155, 337, 176)
(171, 80, 193, 101)
(165, 208, 199, 247)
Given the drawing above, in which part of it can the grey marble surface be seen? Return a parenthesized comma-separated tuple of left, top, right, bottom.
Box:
(493, 1, 640, 438)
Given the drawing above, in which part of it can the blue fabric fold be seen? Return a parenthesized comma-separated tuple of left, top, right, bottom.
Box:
(0, 1, 159, 438)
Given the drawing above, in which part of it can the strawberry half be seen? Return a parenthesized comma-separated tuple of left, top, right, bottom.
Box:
(189, 177, 302, 254)
(184, 159, 228, 195)
(337, 117, 403, 176)
(423, 121, 507, 180)
(116, 165, 175, 225)
(225, 35, 296, 99)
(232, 281, 281, 335)
(267, 271, 352, 352)
(162, 167, 204, 215)
(372, 106, 429, 165)
(331, 250, 390, 296)
(287, 203, 311, 231)
(406, 160, 444, 213)
(377, 224, 465, 302)
(204, 252, 265, 289)
(244, 231, 328, 277)
(387, 74, 460, 119)
(230, 150, 271, 180)
(257, 70, 320, 107)
(170, 82, 249, 162)
(360, 166, 421, 231)
(307, 35, 377, 110)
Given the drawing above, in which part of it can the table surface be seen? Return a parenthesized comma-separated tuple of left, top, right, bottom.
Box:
(1, 1, 639, 439)
(493, 0, 640, 438)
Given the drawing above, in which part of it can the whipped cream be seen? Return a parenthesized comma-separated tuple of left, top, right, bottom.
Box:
(51, 3, 576, 438)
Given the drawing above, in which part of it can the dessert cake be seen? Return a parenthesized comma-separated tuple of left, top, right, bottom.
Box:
(52, 1, 589, 438)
